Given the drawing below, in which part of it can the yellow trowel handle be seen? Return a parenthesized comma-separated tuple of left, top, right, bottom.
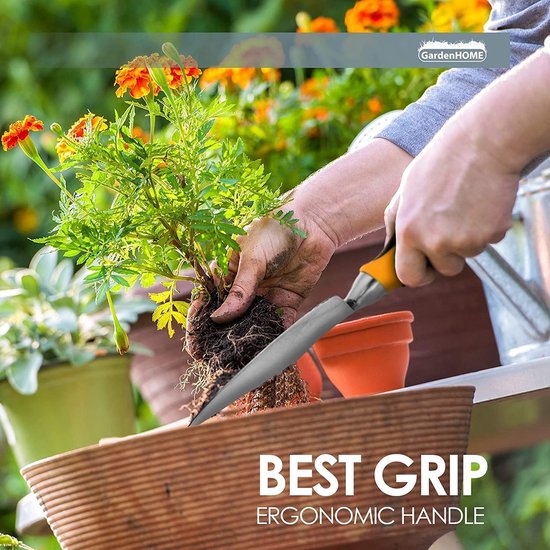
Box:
(359, 234, 402, 291)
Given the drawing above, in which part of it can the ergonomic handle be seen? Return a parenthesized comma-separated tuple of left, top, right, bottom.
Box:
(359, 234, 402, 291)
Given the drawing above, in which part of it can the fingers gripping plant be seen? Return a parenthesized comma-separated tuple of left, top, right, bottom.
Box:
(3, 44, 309, 415)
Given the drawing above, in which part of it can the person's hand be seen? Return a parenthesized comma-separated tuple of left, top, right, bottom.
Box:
(188, 138, 412, 327)
(206, 204, 338, 327)
(384, 119, 520, 287)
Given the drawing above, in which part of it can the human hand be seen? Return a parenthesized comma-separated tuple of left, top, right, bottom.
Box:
(384, 119, 520, 287)
(204, 204, 338, 327)
(187, 138, 411, 327)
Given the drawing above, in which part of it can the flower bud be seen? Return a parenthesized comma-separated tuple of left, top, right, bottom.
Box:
(296, 11, 312, 32)
(114, 323, 130, 355)
(162, 42, 181, 65)
(50, 122, 63, 136)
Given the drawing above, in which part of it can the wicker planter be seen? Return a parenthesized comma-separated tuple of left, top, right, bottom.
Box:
(22, 386, 474, 550)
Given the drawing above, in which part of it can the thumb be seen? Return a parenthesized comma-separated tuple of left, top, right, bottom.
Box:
(210, 258, 263, 323)
(384, 190, 400, 246)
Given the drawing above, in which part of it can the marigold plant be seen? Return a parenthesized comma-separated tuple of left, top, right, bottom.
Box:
(2, 44, 302, 352)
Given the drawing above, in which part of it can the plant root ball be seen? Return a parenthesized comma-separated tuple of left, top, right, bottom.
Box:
(186, 294, 309, 419)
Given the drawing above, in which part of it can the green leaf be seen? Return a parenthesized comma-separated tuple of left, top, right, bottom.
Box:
(7, 351, 43, 395)
(149, 291, 171, 303)
(18, 270, 40, 296)
(140, 273, 157, 288)
(112, 274, 130, 287)
(29, 247, 58, 281)
(51, 260, 74, 292)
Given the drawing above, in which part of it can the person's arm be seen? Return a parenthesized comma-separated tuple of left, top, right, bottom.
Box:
(377, 0, 550, 157)
(385, 46, 550, 287)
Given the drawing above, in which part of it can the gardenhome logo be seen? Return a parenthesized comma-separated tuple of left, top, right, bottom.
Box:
(418, 40, 487, 63)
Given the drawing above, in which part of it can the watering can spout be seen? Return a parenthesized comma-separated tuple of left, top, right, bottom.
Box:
(470, 170, 550, 363)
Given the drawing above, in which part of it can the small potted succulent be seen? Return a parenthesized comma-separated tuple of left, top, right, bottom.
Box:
(0, 246, 151, 467)
(1, 43, 310, 422)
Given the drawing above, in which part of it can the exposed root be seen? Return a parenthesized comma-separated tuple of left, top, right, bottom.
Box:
(185, 293, 309, 420)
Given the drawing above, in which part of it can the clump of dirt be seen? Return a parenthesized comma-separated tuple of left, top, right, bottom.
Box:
(185, 293, 309, 421)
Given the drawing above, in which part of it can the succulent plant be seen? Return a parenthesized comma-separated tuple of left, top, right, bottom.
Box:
(0, 247, 152, 394)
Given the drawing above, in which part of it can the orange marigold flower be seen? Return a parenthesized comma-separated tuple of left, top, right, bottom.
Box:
(67, 113, 107, 140)
(297, 14, 340, 33)
(13, 206, 39, 234)
(200, 67, 257, 91)
(299, 76, 329, 99)
(2, 115, 44, 151)
(367, 97, 383, 115)
(259, 68, 280, 82)
(164, 55, 202, 88)
(303, 106, 330, 122)
(56, 113, 106, 162)
(131, 126, 150, 144)
(345, 0, 400, 32)
(429, 0, 490, 32)
(55, 139, 75, 163)
(230, 68, 257, 89)
(115, 56, 156, 99)
(253, 99, 274, 124)
(115, 54, 201, 98)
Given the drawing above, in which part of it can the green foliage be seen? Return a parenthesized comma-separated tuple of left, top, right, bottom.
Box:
(0, 533, 33, 550)
(458, 444, 550, 549)
(0, 246, 151, 394)
(34, 46, 301, 338)
(203, 66, 441, 193)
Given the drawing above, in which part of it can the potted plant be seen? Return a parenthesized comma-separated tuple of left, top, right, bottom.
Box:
(2, 43, 311, 421)
(0, 246, 151, 467)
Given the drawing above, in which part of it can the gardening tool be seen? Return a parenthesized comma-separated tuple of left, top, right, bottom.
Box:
(190, 237, 402, 425)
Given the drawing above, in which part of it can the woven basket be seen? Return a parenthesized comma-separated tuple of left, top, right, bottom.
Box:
(22, 386, 474, 550)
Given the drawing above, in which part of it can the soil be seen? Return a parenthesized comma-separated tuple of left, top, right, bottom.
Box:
(186, 293, 309, 420)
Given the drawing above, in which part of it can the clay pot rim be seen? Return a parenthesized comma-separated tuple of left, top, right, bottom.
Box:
(321, 310, 414, 340)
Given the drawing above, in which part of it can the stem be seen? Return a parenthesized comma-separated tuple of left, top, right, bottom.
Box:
(19, 138, 73, 200)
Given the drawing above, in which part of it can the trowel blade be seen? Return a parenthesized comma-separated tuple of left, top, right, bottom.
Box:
(189, 296, 354, 426)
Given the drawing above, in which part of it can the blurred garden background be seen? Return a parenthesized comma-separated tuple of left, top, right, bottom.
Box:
(1, 1, 549, 548)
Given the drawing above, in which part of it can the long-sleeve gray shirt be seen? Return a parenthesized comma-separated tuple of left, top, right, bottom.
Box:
(377, 1, 550, 157)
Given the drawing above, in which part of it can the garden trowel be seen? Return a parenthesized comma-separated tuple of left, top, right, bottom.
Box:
(189, 237, 402, 426)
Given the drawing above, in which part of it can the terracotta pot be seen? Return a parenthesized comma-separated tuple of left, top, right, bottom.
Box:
(22, 387, 474, 550)
(296, 351, 323, 401)
(312, 311, 414, 398)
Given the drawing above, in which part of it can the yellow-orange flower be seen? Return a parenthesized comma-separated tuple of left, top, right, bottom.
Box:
(201, 67, 258, 90)
(299, 76, 329, 99)
(56, 113, 107, 162)
(297, 14, 340, 33)
(253, 99, 274, 124)
(115, 54, 201, 98)
(303, 106, 330, 122)
(68, 113, 107, 140)
(429, 0, 490, 32)
(131, 126, 149, 144)
(13, 206, 39, 234)
(367, 97, 383, 115)
(2, 115, 44, 151)
(115, 57, 155, 99)
(345, 0, 400, 32)
(259, 68, 281, 82)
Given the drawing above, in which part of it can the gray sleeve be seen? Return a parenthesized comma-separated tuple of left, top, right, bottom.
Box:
(377, 1, 550, 157)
